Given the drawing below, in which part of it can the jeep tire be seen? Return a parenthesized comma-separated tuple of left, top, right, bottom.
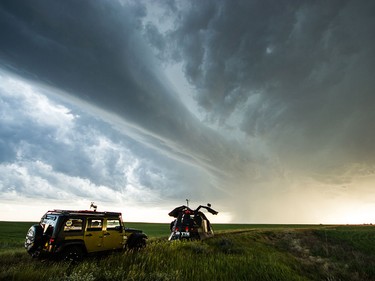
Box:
(127, 234, 147, 250)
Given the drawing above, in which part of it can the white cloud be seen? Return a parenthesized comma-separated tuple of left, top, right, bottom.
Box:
(0, 71, 223, 221)
(0, 72, 163, 209)
(0, 72, 76, 127)
(1, 74, 86, 148)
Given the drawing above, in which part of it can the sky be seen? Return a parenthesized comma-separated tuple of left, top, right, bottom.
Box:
(1, 0, 375, 224)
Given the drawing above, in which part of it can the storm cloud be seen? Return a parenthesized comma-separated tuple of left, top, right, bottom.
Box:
(1, 0, 375, 223)
(151, 0, 375, 174)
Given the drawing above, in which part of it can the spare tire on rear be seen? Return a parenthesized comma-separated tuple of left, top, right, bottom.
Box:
(25, 224, 44, 256)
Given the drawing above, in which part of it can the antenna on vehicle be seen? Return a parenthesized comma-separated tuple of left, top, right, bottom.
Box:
(90, 202, 97, 212)
(186, 199, 189, 207)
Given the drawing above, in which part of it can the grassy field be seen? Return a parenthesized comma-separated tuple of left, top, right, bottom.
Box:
(1, 222, 375, 280)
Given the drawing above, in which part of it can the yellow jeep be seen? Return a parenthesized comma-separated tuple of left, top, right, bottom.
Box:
(25, 209, 147, 261)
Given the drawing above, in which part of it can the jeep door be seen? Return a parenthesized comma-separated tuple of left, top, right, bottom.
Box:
(103, 218, 125, 250)
(84, 218, 104, 252)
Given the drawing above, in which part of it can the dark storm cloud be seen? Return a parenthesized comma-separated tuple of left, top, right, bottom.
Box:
(0, 0, 252, 182)
(0, 0, 158, 124)
(154, 0, 375, 178)
(2, 0, 375, 223)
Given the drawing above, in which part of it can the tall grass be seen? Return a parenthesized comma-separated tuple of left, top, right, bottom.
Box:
(4, 235, 305, 281)
(1, 223, 374, 281)
(259, 226, 375, 281)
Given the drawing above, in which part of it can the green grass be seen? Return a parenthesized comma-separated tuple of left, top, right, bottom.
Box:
(0, 222, 35, 250)
(125, 222, 170, 238)
(1, 222, 374, 281)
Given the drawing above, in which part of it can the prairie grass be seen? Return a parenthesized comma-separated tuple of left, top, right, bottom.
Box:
(0, 222, 374, 281)
(0, 222, 33, 250)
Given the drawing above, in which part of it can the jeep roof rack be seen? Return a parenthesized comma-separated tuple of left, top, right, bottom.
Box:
(45, 209, 122, 217)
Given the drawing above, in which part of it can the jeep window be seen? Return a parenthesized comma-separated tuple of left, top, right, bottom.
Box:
(64, 218, 83, 232)
(41, 215, 58, 228)
(40, 214, 58, 234)
(106, 219, 121, 231)
(87, 218, 103, 231)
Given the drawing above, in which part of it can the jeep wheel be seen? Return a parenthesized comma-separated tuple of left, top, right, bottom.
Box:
(127, 236, 147, 250)
(25, 224, 43, 256)
(135, 237, 147, 249)
(60, 246, 84, 262)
